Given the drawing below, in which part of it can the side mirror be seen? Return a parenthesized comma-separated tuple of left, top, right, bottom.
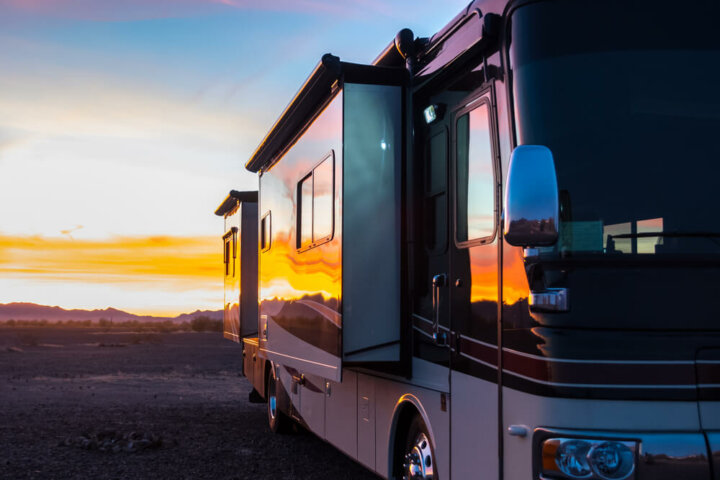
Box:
(504, 145, 559, 247)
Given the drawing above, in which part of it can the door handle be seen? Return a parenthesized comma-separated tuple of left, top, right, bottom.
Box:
(432, 273, 448, 346)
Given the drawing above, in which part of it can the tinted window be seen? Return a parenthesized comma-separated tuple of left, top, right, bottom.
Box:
(456, 101, 495, 243)
(296, 152, 335, 251)
(299, 174, 313, 249)
(510, 0, 720, 256)
(261, 212, 271, 252)
(224, 238, 230, 275)
(313, 155, 334, 242)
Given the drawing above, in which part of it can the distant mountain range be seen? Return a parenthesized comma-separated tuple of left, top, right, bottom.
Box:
(0, 303, 222, 323)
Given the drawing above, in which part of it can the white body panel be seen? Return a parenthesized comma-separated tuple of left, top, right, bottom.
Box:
(501, 386, 701, 479)
(325, 370, 358, 458)
(301, 372, 326, 437)
(288, 361, 451, 479)
(451, 370, 498, 479)
(357, 373, 377, 467)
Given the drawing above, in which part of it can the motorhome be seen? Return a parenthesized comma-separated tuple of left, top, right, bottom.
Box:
(215, 0, 720, 478)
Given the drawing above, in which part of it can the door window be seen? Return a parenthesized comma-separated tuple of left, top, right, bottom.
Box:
(456, 99, 496, 245)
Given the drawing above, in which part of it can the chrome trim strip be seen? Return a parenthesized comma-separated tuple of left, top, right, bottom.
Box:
(413, 325, 434, 340)
(260, 348, 338, 370)
(459, 351, 496, 370)
(503, 368, 696, 389)
(502, 346, 694, 365)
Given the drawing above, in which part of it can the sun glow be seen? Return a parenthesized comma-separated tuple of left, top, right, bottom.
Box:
(0, 234, 221, 316)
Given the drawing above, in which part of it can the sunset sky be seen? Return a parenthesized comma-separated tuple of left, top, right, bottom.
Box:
(0, 0, 468, 316)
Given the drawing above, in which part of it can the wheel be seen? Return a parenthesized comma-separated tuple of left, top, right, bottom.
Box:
(266, 366, 291, 433)
(401, 415, 437, 480)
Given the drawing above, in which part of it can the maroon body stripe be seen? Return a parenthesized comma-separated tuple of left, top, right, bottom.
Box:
(413, 315, 696, 388)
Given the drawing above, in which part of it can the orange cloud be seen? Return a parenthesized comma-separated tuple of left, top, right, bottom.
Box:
(0, 234, 221, 289)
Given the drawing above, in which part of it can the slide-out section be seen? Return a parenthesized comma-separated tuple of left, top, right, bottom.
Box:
(251, 56, 406, 381)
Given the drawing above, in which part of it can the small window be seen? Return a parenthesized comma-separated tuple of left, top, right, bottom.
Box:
(223, 236, 231, 275)
(297, 152, 335, 251)
(456, 99, 496, 245)
(231, 227, 237, 276)
(299, 174, 313, 249)
(261, 211, 271, 252)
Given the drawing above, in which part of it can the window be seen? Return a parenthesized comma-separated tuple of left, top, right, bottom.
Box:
(261, 211, 271, 252)
(456, 99, 495, 245)
(297, 152, 335, 251)
(223, 235, 231, 275)
(299, 174, 313, 249)
(223, 227, 238, 275)
(224, 238, 230, 275)
(231, 227, 237, 276)
(425, 128, 448, 253)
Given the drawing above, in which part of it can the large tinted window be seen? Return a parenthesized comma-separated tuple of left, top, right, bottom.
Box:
(510, 0, 720, 256)
(456, 100, 495, 244)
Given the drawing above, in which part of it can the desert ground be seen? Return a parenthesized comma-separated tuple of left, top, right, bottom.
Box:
(0, 327, 378, 479)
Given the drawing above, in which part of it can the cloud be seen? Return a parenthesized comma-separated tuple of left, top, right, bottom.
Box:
(0, 69, 261, 144)
(60, 225, 84, 239)
(0, 0, 412, 22)
(0, 233, 221, 287)
(0, 233, 225, 316)
(0, 0, 228, 21)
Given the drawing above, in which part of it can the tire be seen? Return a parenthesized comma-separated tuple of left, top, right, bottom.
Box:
(400, 415, 437, 480)
(266, 366, 291, 434)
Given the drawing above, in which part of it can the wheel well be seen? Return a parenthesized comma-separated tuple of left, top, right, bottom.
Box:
(391, 402, 421, 478)
(263, 361, 272, 399)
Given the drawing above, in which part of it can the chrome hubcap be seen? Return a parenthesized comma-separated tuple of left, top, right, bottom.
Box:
(403, 432, 434, 480)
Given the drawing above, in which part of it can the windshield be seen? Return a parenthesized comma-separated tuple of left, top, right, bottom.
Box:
(510, 0, 720, 257)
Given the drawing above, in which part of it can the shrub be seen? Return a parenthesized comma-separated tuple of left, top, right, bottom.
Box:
(190, 316, 222, 332)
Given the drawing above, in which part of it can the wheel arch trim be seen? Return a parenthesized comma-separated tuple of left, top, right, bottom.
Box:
(386, 393, 438, 479)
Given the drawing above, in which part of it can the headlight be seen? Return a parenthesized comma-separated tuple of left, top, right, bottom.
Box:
(539, 437, 637, 480)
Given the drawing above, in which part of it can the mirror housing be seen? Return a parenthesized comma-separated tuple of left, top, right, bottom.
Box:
(504, 145, 559, 247)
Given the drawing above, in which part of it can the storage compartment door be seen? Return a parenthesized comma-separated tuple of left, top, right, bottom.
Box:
(342, 82, 403, 363)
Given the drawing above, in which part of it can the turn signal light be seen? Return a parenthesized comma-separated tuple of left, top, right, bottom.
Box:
(539, 438, 637, 480)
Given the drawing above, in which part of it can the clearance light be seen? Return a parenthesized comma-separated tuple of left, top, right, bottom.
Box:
(423, 105, 438, 124)
(540, 438, 637, 480)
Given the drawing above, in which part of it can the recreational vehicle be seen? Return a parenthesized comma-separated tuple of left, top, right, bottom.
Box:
(215, 0, 720, 478)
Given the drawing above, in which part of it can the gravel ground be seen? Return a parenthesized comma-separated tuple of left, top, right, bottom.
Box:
(0, 327, 379, 479)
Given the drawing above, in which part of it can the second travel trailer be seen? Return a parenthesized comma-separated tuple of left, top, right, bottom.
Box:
(217, 0, 720, 478)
